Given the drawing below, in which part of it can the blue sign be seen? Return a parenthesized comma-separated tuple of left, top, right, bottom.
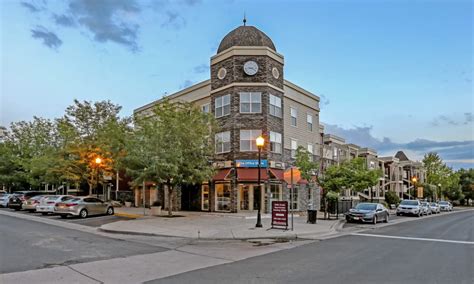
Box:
(235, 160, 268, 168)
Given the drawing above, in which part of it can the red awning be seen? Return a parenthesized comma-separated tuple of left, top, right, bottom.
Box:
(237, 168, 269, 181)
(212, 169, 232, 181)
(269, 169, 284, 180)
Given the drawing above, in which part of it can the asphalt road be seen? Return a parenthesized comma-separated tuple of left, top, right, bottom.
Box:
(0, 214, 168, 274)
(149, 209, 474, 284)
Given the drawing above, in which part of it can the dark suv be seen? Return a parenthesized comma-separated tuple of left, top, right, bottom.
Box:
(8, 191, 44, 211)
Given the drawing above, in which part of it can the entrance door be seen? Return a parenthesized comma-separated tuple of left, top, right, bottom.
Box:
(239, 185, 250, 210)
(238, 184, 265, 211)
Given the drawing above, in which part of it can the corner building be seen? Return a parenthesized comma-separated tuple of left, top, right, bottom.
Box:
(135, 25, 321, 213)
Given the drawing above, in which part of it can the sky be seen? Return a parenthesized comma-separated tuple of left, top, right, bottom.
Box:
(1, 0, 473, 168)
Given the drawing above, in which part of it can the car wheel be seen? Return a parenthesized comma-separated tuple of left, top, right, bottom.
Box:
(41, 212, 48, 216)
(396, 213, 400, 216)
(60, 214, 67, 219)
(384, 214, 389, 223)
(79, 209, 88, 218)
(373, 215, 377, 224)
(106, 207, 114, 215)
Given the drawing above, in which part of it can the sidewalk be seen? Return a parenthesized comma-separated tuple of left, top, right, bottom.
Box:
(102, 208, 344, 240)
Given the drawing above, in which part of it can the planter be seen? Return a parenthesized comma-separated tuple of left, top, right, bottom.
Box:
(151, 206, 162, 216)
(125, 201, 132, 208)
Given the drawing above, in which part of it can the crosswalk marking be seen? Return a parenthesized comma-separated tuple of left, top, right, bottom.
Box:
(352, 233, 474, 245)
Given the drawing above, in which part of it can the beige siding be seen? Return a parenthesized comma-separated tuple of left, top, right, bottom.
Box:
(283, 96, 320, 151)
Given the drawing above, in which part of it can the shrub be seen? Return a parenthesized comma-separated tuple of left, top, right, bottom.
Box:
(152, 200, 162, 207)
(385, 191, 400, 206)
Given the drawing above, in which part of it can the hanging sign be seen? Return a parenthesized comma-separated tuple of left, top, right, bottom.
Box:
(271, 201, 288, 230)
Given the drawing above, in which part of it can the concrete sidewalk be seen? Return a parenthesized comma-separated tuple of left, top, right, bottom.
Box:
(102, 209, 344, 240)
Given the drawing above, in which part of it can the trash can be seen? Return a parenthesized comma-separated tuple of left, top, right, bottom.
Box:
(307, 209, 317, 224)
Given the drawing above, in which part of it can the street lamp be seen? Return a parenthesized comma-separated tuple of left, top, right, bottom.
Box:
(411, 176, 417, 200)
(255, 135, 265, 228)
(95, 157, 102, 198)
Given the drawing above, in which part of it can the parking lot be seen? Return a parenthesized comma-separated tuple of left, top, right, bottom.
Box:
(0, 207, 133, 227)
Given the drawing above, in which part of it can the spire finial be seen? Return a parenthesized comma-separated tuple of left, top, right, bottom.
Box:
(243, 12, 247, 26)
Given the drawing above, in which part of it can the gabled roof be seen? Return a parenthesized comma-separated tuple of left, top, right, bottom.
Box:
(394, 151, 410, 161)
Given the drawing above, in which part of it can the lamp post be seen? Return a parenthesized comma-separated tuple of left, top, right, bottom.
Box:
(437, 183, 441, 201)
(411, 176, 418, 200)
(255, 135, 265, 228)
(95, 157, 102, 198)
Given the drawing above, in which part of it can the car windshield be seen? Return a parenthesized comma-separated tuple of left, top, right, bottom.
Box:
(400, 200, 418, 206)
(67, 198, 81, 202)
(421, 202, 428, 205)
(439, 201, 448, 205)
(355, 203, 377, 210)
(430, 203, 437, 206)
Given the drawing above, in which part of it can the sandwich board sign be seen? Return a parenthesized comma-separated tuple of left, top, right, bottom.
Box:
(271, 201, 288, 230)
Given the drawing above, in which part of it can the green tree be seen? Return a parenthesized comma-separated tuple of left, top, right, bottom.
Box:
(294, 146, 319, 182)
(318, 157, 382, 218)
(458, 169, 474, 205)
(385, 190, 400, 206)
(125, 100, 216, 216)
(57, 100, 124, 195)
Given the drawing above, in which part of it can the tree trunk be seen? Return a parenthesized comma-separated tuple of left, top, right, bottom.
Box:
(88, 182, 93, 196)
(167, 182, 173, 217)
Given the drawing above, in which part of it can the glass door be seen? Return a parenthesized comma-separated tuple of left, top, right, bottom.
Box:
(239, 185, 250, 210)
(215, 183, 231, 212)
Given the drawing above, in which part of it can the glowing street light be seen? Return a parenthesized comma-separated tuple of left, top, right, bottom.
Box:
(94, 156, 102, 198)
(411, 176, 418, 200)
(95, 157, 102, 164)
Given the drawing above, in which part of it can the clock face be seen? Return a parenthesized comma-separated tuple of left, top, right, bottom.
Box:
(217, 68, 227, 80)
(272, 67, 280, 79)
(243, 61, 258, 76)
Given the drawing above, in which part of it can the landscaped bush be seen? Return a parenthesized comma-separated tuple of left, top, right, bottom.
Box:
(385, 191, 400, 206)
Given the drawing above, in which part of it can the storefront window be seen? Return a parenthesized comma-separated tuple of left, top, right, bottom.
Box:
(215, 183, 231, 211)
(270, 184, 282, 200)
(201, 184, 209, 211)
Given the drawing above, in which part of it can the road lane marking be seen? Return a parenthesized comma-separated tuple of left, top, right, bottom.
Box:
(351, 233, 474, 245)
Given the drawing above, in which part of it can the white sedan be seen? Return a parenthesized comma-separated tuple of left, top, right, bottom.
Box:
(438, 201, 453, 212)
(36, 195, 74, 215)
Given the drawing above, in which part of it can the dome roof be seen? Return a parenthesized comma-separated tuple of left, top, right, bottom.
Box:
(217, 26, 276, 54)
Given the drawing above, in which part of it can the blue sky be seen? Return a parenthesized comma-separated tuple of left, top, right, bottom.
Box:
(1, 0, 473, 168)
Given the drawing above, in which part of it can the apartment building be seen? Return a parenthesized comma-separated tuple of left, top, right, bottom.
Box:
(135, 24, 321, 213)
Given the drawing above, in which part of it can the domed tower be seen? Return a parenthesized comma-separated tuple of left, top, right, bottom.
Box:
(210, 23, 285, 212)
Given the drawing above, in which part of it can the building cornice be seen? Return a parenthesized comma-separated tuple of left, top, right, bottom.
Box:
(284, 80, 320, 102)
(134, 80, 211, 114)
(210, 82, 285, 95)
(211, 46, 284, 65)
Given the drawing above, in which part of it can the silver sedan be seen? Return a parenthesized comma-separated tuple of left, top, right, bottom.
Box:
(55, 196, 114, 218)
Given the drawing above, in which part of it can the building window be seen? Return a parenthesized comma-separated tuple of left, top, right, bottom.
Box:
(290, 188, 298, 210)
(215, 183, 231, 212)
(240, 130, 262, 152)
(215, 131, 230, 153)
(270, 131, 282, 154)
(201, 103, 210, 113)
(290, 107, 297, 126)
(291, 139, 298, 158)
(240, 92, 261, 113)
(269, 94, 282, 117)
(307, 114, 313, 131)
(215, 94, 230, 118)
(333, 147, 338, 158)
(307, 144, 314, 161)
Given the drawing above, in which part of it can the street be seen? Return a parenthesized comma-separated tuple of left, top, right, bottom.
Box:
(149, 209, 474, 284)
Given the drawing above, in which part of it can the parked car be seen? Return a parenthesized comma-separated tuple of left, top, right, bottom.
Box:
(421, 202, 432, 216)
(8, 191, 44, 211)
(430, 202, 440, 214)
(345, 202, 389, 224)
(55, 196, 114, 218)
(438, 201, 453, 212)
(36, 195, 74, 215)
(396, 199, 422, 217)
(22, 195, 47, 212)
(0, 194, 12, 208)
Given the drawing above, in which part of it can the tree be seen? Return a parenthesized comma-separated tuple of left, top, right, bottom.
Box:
(318, 157, 382, 218)
(125, 100, 216, 216)
(458, 169, 474, 205)
(294, 146, 320, 210)
(56, 100, 124, 195)
(385, 190, 400, 206)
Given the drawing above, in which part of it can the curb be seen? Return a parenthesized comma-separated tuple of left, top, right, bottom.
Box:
(97, 227, 300, 241)
(114, 212, 143, 219)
